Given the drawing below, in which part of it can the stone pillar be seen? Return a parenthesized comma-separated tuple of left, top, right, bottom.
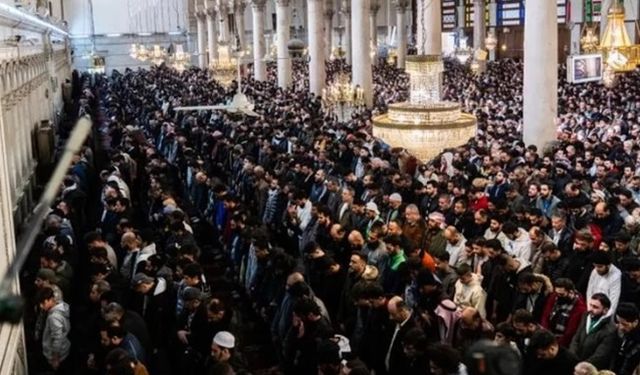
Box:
(457, 0, 465, 29)
(206, 6, 218, 64)
(396, 0, 409, 69)
(342, 2, 352, 65)
(217, 0, 230, 42)
(352, 0, 373, 107)
(473, 0, 487, 72)
(308, 0, 326, 96)
(196, 9, 207, 68)
(370, 0, 380, 61)
(600, 0, 613, 39)
(234, 0, 247, 48)
(417, 0, 442, 55)
(324, 6, 334, 57)
(276, 0, 292, 88)
(523, 0, 558, 151)
(251, 0, 267, 80)
(488, 0, 497, 61)
(570, 0, 584, 54)
(624, 0, 639, 43)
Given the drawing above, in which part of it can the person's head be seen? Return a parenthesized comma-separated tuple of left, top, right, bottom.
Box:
(207, 298, 227, 323)
(132, 273, 155, 294)
(36, 287, 57, 312)
(349, 251, 368, 275)
(551, 213, 566, 231)
(384, 235, 403, 255)
(101, 325, 127, 348)
(211, 331, 235, 363)
(427, 344, 462, 375)
(489, 216, 503, 233)
(574, 230, 594, 252)
(387, 296, 411, 323)
(348, 230, 365, 250)
(573, 362, 598, 375)
(591, 251, 612, 276)
(587, 293, 611, 319)
(402, 327, 427, 359)
(512, 309, 537, 337)
(459, 307, 483, 330)
(404, 204, 421, 223)
(615, 302, 640, 335)
(494, 321, 517, 346)
(182, 263, 203, 286)
(594, 202, 609, 219)
(553, 278, 576, 302)
(182, 287, 203, 311)
(120, 231, 140, 251)
(443, 226, 460, 245)
(542, 242, 562, 261)
(90, 280, 111, 303)
(529, 330, 559, 360)
(456, 263, 474, 285)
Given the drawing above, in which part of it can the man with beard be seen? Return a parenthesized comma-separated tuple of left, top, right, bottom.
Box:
(593, 202, 623, 243)
(511, 309, 543, 355)
(337, 187, 355, 230)
(309, 169, 328, 204)
(540, 278, 586, 347)
(523, 330, 578, 375)
(450, 199, 474, 238)
(337, 251, 367, 338)
(384, 296, 420, 374)
(569, 293, 617, 369)
(384, 192, 404, 225)
(100, 324, 146, 366)
(382, 235, 409, 295)
(535, 182, 561, 219)
(363, 222, 389, 283)
(586, 251, 622, 314)
(283, 297, 334, 374)
(262, 176, 287, 233)
(424, 212, 448, 259)
(565, 230, 596, 296)
(402, 204, 427, 253)
(315, 205, 335, 251)
(610, 303, 640, 374)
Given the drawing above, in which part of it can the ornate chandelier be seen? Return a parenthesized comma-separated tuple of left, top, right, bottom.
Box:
(129, 43, 140, 59)
(485, 30, 497, 51)
(455, 36, 473, 64)
(598, 1, 639, 72)
(210, 41, 237, 87)
(373, 55, 477, 162)
(580, 26, 599, 52)
(150, 45, 168, 66)
(170, 44, 190, 73)
(321, 72, 365, 122)
(136, 45, 150, 62)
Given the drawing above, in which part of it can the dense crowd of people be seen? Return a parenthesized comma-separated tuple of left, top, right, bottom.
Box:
(23, 53, 640, 375)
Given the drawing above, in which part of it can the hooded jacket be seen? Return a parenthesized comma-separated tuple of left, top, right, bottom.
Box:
(42, 302, 71, 364)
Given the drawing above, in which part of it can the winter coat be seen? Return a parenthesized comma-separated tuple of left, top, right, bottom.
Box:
(569, 314, 617, 369)
(42, 302, 71, 364)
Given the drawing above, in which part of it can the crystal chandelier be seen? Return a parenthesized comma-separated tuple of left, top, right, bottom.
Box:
(602, 65, 618, 87)
(580, 26, 599, 52)
(171, 44, 190, 73)
(373, 55, 477, 162)
(387, 48, 397, 65)
(129, 43, 140, 59)
(455, 37, 472, 64)
(485, 30, 497, 51)
(150, 45, 168, 66)
(136, 45, 150, 62)
(330, 46, 346, 61)
(210, 41, 237, 87)
(321, 72, 365, 122)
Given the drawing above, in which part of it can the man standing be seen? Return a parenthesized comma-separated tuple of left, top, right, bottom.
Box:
(586, 252, 622, 315)
(524, 330, 578, 375)
(610, 303, 640, 374)
(37, 287, 71, 373)
(385, 296, 419, 374)
(569, 293, 617, 369)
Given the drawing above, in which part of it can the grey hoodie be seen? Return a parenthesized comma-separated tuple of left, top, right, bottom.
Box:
(42, 302, 71, 364)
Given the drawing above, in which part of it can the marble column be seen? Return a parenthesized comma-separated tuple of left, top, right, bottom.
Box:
(251, 0, 267, 80)
(206, 6, 218, 64)
(196, 9, 207, 68)
(370, 0, 380, 61)
(600, 0, 613, 39)
(276, 0, 292, 88)
(234, 0, 247, 48)
(457, 0, 465, 29)
(217, 0, 230, 42)
(473, 0, 487, 72)
(488, 0, 497, 61)
(342, 2, 352, 65)
(624, 0, 639, 43)
(308, 0, 326, 96)
(417, 0, 442, 55)
(352, 0, 373, 107)
(570, 0, 584, 55)
(324, 6, 334, 57)
(523, 0, 558, 151)
(396, 0, 409, 69)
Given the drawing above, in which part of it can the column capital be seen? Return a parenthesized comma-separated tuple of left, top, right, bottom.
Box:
(275, 0, 291, 7)
(370, 0, 381, 14)
(231, 0, 246, 13)
(324, 8, 335, 19)
(251, 0, 267, 10)
(394, 0, 410, 11)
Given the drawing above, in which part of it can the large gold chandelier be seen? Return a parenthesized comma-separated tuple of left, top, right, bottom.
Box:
(373, 55, 477, 162)
(598, 1, 639, 72)
(210, 41, 237, 87)
(321, 72, 365, 122)
(170, 44, 190, 73)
